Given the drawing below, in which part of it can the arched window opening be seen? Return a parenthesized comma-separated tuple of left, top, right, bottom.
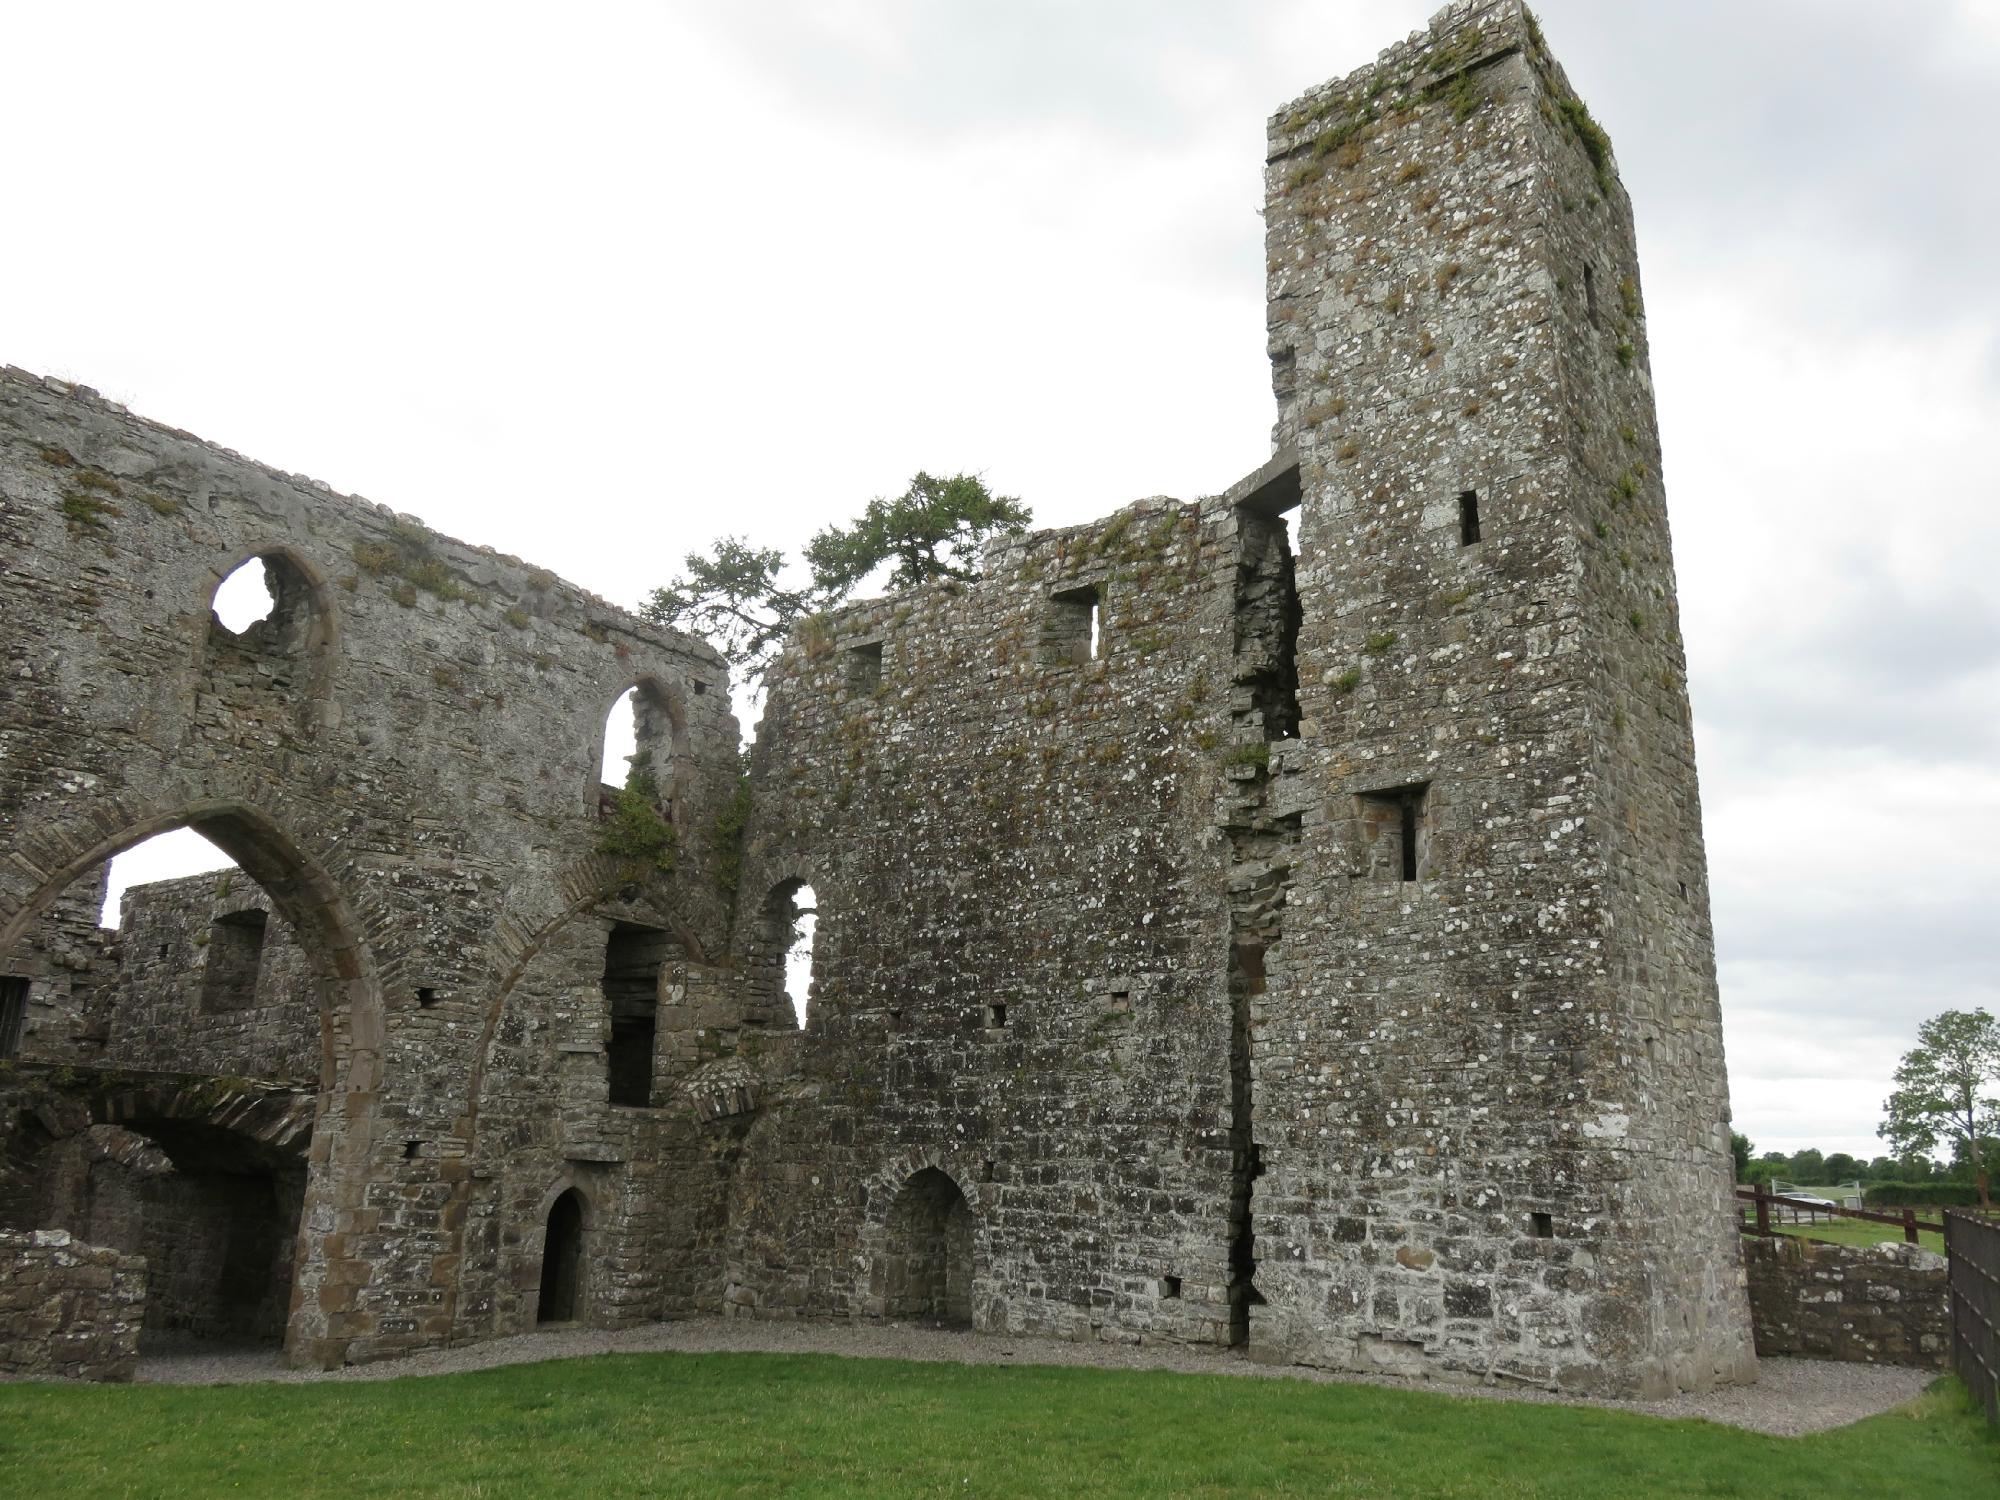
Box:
(212, 558, 276, 633)
(599, 688, 638, 791)
(784, 884, 817, 1029)
(538, 1188, 586, 1323)
(204, 552, 323, 658)
(747, 880, 816, 1030)
(594, 680, 689, 824)
(881, 1168, 974, 1329)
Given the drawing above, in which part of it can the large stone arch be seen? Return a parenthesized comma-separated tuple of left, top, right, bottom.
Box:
(0, 785, 387, 1365)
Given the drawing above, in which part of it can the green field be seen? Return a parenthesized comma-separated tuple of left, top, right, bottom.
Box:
(0, 1352, 1992, 1499)
(1740, 1189, 1950, 1254)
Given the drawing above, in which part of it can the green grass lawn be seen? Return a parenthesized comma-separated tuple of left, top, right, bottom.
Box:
(1770, 1218, 1949, 1255)
(0, 1351, 1992, 1499)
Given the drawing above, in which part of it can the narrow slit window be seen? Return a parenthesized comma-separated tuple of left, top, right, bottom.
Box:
(0, 976, 27, 1060)
(1583, 264, 1599, 325)
(1458, 490, 1481, 546)
(987, 1002, 1008, 1029)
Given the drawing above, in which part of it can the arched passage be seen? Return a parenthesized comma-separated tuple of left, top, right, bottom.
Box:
(882, 1167, 974, 1328)
(538, 1187, 587, 1323)
(0, 796, 384, 1364)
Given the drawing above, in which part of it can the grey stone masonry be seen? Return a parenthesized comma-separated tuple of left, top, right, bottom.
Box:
(0, 362, 742, 1368)
(1252, 0, 1752, 1394)
(0, 2, 1752, 1396)
(1742, 1236, 1949, 1369)
(0, 1228, 145, 1381)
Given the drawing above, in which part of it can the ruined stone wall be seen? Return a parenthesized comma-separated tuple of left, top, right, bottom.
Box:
(726, 495, 1250, 1344)
(0, 366, 740, 1366)
(0, 1229, 145, 1381)
(1, 867, 115, 1062)
(1255, 0, 1751, 1394)
(1742, 1236, 1949, 1369)
(0, 2, 1749, 1392)
(88, 873, 319, 1085)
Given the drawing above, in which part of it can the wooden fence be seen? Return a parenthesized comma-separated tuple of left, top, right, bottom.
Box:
(1947, 1209, 1999, 1429)
(1735, 1186, 1941, 1243)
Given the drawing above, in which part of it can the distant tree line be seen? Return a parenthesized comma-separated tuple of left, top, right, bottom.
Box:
(1730, 1131, 1997, 1188)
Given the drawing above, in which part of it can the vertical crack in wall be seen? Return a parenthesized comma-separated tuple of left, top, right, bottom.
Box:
(1223, 505, 1302, 1344)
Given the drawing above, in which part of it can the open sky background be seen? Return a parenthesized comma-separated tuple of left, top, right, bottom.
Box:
(4, 2, 1995, 1163)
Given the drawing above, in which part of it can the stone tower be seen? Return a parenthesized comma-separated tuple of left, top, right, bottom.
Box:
(1252, 0, 1754, 1393)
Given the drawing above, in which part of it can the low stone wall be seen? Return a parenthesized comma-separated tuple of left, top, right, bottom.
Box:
(0, 1229, 146, 1381)
(1742, 1234, 1949, 1368)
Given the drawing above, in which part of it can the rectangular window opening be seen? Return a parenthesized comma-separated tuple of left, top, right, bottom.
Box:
(986, 1002, 1008, 1029)
(415, 986, 438, 1008)
(0, 976, 27, 1060)
(1530, 1212, 1554, 1240)
(846, 641, 883, 695)
(1357, 783, 1431, 883)
(1042, 584, 1102, 666)
(1458, 490, 1481, 546)
(403, 1140, 424, 1160)
(200, 909, 269, 1013)
(604, 921, 675, 1107)
(1161, 1275, 1183, 1300)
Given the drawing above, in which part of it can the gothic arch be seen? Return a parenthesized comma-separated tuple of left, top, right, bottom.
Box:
(859, 1151, 985, 1329)
(588, 674, 692, 820)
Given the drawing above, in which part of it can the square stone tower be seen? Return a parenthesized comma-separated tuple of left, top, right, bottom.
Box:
(1254, 0, 1755, 1394)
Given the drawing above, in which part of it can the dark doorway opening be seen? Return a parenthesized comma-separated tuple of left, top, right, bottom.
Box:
(882, 1168, 974, 1329)
(538, 1188, 584, 1323)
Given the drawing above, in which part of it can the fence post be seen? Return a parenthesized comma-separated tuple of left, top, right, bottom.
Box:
(1754, 1185, 1770, 1237)
(1904, 1207, 1917, 1245)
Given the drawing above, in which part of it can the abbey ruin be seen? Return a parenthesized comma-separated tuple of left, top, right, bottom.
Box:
(1, 1, 1756, 1396)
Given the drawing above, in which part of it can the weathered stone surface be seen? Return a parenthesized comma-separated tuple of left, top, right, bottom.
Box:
(0, 1228, 146, 1381)
(0, 0, 1753, 1396)
(1742, 1236, 1948, 1369)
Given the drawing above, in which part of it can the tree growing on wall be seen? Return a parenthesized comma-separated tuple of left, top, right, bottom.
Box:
(1879, 1006, 2000, 1208)
(803, 471, 1030, 596)
(644, 472, 1026, 691)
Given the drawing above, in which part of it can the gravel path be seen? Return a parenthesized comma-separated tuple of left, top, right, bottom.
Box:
(125, 1318, 1935, 1436)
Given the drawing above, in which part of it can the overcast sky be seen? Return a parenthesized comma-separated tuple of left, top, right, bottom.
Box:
(5, 2, 1995, 1164)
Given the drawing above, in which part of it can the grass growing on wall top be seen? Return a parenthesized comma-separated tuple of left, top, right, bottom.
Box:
(0, 1352, 1992, 1498)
